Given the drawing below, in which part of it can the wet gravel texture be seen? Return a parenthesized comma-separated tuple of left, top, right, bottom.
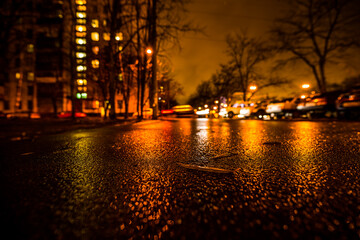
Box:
(1, 119, 360, 239)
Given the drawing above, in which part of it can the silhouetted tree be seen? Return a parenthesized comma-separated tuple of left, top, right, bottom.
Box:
(272, 0, 360, 94)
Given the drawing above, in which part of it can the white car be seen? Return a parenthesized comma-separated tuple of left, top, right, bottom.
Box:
(265, 98, 300, 119)
(226, 102, 254, 118)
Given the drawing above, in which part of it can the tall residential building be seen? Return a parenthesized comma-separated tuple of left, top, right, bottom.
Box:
(0, 0, 140, 117)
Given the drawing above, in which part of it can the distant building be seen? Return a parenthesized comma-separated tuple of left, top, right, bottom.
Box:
(0, 0, 142, 117)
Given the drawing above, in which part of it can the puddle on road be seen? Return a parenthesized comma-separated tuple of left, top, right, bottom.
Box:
(177, 162, 234, 174)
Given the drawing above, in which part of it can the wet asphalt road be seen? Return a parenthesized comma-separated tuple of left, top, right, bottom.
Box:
(1, 119, 360, 239)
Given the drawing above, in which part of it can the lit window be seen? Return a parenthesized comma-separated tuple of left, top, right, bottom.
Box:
(103, 33, 110, 41)
(27, 72, 34, 81)
(78, 87, 87, 92)
(91, 19, 99, 28)
(83, 80, 87, 85)
(118, 46, 123, 51)
(92, 46, 99, 54)
(76, 52, 86, 58)
(76, 59, 86, 64)
(78, 86, 87, 92)
(27, 44, 34, 53)
(81, 93, 87, 99)
(76, 0, 86, 5)
(76, 38, 86, 45)
(77, 5, 86, 11)
(91, 32, 99, 41)
(115, 32, 123, 41)
(76, 12, 86, 19)
(91, 59, 99, 68)
(77, 73, 86, 78)
(76, 32, 86, 37)
(77, 65, 86, 71)
(77, 79, 84, 85)
(15, 73, 21, 79)
(76, 19, 86, 24)
(76, 25, 86, 32)
(76, 93, 81, 99)
(118, 73, 123, 81)
(103, 19, 107, 26)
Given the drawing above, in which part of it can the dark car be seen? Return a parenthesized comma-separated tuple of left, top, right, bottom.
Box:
(336, 89, 360, 119)
(296, 91, 343, 119)
(58, 111, 86, 118)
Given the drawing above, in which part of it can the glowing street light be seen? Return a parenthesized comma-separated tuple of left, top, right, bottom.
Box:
(146, 48, 153, 55)
(302, 83, 310, 89)
(249, 85, 257, 91)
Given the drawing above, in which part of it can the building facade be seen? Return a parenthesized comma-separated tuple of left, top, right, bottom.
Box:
(0, 0, 141, 118)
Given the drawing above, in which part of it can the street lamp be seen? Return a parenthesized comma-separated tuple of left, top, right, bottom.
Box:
(146, 47, 153, 55)
(249, 85, 257, 91)
(302, 83, 310, 89)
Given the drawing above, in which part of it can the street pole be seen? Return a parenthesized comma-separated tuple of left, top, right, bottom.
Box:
(150, 0, 158, 119)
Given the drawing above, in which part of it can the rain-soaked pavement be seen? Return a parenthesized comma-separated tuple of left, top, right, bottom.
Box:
(1, 119, 360, 239)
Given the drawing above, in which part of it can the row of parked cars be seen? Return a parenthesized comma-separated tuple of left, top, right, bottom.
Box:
(224, 88, 360, 120)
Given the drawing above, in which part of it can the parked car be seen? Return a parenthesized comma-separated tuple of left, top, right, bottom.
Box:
(58, 111, 87, 118)
(265, 97, 300, 119)
(172, 105, 195, 116)
(226, 102, 254, 118)
(160, 109, 174, 116)
(250, 100, 269, 119)
(336, 89, 360, 119)
(296, 91, 343, 119)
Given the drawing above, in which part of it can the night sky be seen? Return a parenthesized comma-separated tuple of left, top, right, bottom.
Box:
(170, 0, 360, 104)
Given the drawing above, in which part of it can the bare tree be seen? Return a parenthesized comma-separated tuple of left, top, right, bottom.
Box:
(272, 0, 360, 94)
(225, 32, 283, 101)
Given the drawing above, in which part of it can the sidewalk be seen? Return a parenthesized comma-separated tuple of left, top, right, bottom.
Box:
(0, 117, 138, 141)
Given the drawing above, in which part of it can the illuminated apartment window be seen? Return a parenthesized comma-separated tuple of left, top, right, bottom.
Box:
(76, 59, 86, 64)
(76, 38, 86, 45)
(91, 19, 99, 28)
(76, 19, 86, 24)
(77, 73, 86, 78)
(77, 65, 86, 72)
(76, 25, 86, 32)
(118, 73, 123, 81)
(92, 46, 99, 54)
(15, 72, 21, 79)
(76, 0, 86, 5)
(103, 19, 107, 26)
(76, 32, 86, 37)
(27, 44, 34, 53)
(78, 86, 87, 92)
(77, 79, 87, 85)
(81, 93, 87, 99)
(91, 59, 99, 68)
(76, 12, 86, 19)
(118, 46, 123, 52)
(27, 72, 34, 81)
(115, 32, 123, 41)
(76, 52, 86, 58)
(77, 5, 86, 11)
(103, 33, 110, 41)
(91, 32, 99, 41)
